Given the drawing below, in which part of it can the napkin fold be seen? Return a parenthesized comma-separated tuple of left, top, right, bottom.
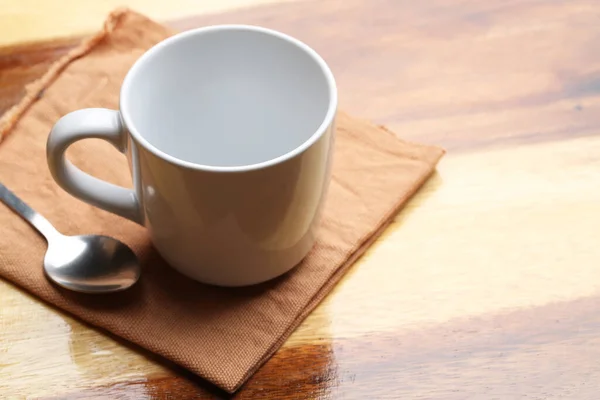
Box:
(0, 9, 444, 393)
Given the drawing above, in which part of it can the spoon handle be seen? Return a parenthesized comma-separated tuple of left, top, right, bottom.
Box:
(0, 182, 60, 241)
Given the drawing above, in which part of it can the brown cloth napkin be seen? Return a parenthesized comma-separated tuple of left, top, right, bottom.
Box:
(0, 9, 444, 393)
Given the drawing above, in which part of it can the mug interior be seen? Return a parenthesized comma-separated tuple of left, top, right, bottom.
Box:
(121, 26, 335, 169)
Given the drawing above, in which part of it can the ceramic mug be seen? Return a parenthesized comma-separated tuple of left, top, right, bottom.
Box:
(46, 25, 337, 286)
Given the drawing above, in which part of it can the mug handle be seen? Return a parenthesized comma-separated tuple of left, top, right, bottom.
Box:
(46, 108, 143, 225)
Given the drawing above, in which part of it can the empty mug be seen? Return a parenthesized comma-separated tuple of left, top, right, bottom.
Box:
(46, 25, 337, 286)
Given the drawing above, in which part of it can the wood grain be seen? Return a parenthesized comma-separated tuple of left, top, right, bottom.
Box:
(2, 0, 600, 398)
(38, 296, 600, 399)
(192, 0, 600, 152)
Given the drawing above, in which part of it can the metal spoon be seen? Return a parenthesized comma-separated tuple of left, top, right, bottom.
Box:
(0, 183, 140, 293)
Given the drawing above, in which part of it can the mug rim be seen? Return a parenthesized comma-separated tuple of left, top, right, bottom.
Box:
(119, 24, 338, 173)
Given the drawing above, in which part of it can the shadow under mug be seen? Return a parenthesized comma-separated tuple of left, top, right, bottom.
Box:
(46, 25, 337, 287)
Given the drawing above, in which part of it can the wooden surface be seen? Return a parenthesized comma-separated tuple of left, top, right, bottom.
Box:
(2, 0, 600, 398)
(0, 0, 292, 46)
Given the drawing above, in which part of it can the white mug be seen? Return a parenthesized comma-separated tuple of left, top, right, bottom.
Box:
(46, 25, 337, 286)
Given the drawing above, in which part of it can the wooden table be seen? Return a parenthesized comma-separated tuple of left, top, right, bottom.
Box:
(2, 0, 600, 398)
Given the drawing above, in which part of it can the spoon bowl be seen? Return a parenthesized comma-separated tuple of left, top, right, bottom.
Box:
(44, 234, 140, 293)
